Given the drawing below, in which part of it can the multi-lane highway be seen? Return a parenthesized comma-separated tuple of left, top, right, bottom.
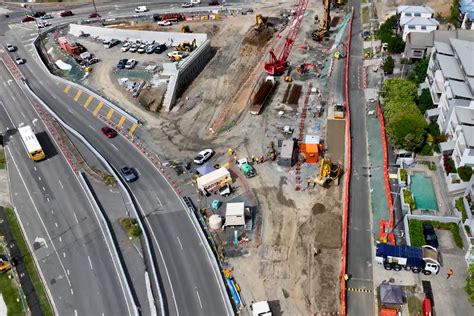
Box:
(0, 62, 133, 315)
(1, 2, 233, 315)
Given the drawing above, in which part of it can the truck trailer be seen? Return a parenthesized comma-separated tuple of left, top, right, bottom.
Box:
(375, 243, 440, 275)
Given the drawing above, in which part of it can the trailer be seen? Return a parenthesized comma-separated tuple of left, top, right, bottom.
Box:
(250, 76, 276, 115)
(197, 167, 232, 193)
(375, 243, 440, 275)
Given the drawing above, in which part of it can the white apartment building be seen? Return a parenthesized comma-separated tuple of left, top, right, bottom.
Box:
(427, 38, 474, 168)
(397, 5, 439, 41)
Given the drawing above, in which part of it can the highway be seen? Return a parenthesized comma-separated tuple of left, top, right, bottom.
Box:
(1, 3, 233, 315)
(0, 62, 133, 315)
(346, 1, 375, 315)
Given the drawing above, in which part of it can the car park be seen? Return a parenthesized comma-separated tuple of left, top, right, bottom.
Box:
(121, 166, 138, 182)
(158, 20, 172, 26)
(423, 224, 439, 248)
(15, 56, 25, 65)
(129, 44, 138, 52)
(182, 3, 194, 7)
(21, 16, 35, 23)
(101, 127, 117, 138)
(135, 6, 148, 13)
(125, 59, 137, 69)
(59, 10, 73, 17)
(154, 44, 167, 54)
(40, 14, 53, 20)
(116, 59, 128, 69)
(6, 44, 16, 52)
(193, 149, 213, 164)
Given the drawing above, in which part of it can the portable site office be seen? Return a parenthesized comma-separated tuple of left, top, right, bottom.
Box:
(197, 167, 232, 192)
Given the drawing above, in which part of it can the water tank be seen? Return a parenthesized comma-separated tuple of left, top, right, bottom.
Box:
(209, 214, 223, 230)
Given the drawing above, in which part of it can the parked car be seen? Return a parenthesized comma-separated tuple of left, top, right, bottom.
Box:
(135, 6, 148, 13)
(137, 44, 146, 54)
(21, 16, 35, 23)
(101, 127, 117, 138)
(157, 20, 172, 26)
(121, 45, 129, 52)
(59, 10, 73, 17)
(32, 11, 46, 18)
(423, 224, 439, 248)
(145, 45, 155, 54)
(104, 39, 120, 48)
(193, 149, 213, 164)
(154, 44, 167, 54)
(182, 3, 194, 8)
(6, 44, 16, 52)
(116, 59, 128, 69)
(37, 20, 50, 28)
(129, 44, 138, 53)
(121, 166, 138, 182)
(89, 12, 101, 18)
(15, 56, 25, 65)
(168, 51, 188, 59)
(125, 59, 137, 69)
(40, 14, 53, 20)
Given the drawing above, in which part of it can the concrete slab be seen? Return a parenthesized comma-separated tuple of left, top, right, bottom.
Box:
(326, 119, 345, 163)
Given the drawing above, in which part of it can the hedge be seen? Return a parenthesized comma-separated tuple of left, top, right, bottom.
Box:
(399, 168, 408, 182)
(409, 219, 463, 249)
(403, 189, 416, 210)
(456, 197, 467, 222)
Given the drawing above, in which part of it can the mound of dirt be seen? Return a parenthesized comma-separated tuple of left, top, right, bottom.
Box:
(241, 27, 275, 48)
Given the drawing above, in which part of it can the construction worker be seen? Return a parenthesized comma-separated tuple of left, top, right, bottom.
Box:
(447, 268, 454, 279)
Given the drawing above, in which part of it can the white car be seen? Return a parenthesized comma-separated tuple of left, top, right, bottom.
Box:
(6, 44, 16, 52)
(135, 6, 148, 13)
(125, 59, 137, 69)
(158, 20, 172, 26)
(193, 149, 213, 165)
(37, 21, 50, 28)
(137, 45, 146, 53)
(15, 57, 25, 65)
(182, 3, 194, 8)
(121, 45, 129, 52)
(129, 44, 138, 52)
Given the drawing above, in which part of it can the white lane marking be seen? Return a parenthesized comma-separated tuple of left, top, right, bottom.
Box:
(7, 79, 12, 85)
(88, 124, 94, 129)
(51, 209, 54, 214)
(176, 236, 183, 251)
(58, 180, 64, 189)
(156, 195, 163, 207)
(135, 168, 141, 176)
(70, 288, 74, 295)
(33, 166, 37, 171)
(0, 101, 16, 128)
(88, 255, 94, 270)
(42, 186, 46, 191)
(38, 176, 42, 181)
(20, 111, 25, 118)
(133, 243, 143, 259)
(67, 269, 70, 275)
(59, 236, 62, 242)
(11, 95, 15, 102)
(74, 309, 77, 316)
(55, 222, 58, 228)
(63, 252, 66, 258)
(73, 212, 79, 224)
(196, 289, 203, 309)
(6, 147, 72, 287)
(110, 143, 119, 151)
(46, 197, 50, 202)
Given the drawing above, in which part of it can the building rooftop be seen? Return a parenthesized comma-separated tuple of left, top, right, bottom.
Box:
(450, 38, 474, 77)
(437, 54, 464, 80)
(456, 107, 474, 125)
(400, 16, 439, 27)
(434, 41, 454, 55)
(397, 5, 435, 15)
(462, 126, 474, 147)
(450, 80, 473, 99)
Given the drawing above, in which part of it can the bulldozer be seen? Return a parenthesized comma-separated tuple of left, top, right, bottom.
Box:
(176, 39, 197, 52)
(312, 0, 330, 41)
(254, 14, 268, 31)
(314, 158, 341, 186)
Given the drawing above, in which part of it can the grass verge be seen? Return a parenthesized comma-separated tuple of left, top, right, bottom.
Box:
(0, 272, 25, 316)
(119, 217, 142, 238)
(4, 208, 53, 316)
(0, 148, 5, 169)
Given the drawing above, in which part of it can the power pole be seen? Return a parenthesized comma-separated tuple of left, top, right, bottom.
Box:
(92, 0, 98, 15)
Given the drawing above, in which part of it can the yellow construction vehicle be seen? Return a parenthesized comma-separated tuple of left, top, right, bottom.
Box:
(254, 14, 268, 31)
(0, 256, 12, 273)
(176, 39, 197, 52)
(181, 25, 192, 33)
(314, 158, 341, 186)
(312, 0, 330, 41)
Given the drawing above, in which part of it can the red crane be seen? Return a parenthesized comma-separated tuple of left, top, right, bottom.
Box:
(264, 0, 309, 75)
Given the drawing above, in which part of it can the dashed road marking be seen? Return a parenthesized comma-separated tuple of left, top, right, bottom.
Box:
(92, 102, 103, 116)
(117, 115, 126, 127)
(347, 287, 372, 293)
(83, 95, 94, 109)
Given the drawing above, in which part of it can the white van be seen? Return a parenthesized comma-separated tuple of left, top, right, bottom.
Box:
(135, 6, 148, 13)
(191, 0, 201, 4)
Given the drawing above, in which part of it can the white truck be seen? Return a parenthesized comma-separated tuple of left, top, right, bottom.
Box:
(251, 301, 272, 316)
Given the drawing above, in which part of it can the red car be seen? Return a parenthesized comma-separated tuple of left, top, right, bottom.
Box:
(59, 10, 73, 17)
(21, 16, 35, 23)
(89, 12, 101, 18)
(101, 127, 117, 138)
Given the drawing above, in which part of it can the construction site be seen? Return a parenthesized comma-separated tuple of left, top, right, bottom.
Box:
(38, 0, 351, 314)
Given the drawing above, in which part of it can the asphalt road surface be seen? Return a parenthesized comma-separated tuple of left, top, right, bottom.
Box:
(0, 63, 133, 315)
(346, 1, 375, 315)
(2, 7, 232, 315)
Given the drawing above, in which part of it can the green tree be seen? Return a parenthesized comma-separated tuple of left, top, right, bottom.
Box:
(449, 0, 461, 27)
(387, 110, 427, 151)
(383, 56, 395, 74)
(382, 78, 418, 103)
(465, 263, 474, 304)
(458, 166, 473, 182)
(384, 99, 418, 123)
(413, 58, 429, 84)
(417, 89, 434, 113)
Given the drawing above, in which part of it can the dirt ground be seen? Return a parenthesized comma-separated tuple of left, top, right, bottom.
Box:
(71, 1, 344, 314)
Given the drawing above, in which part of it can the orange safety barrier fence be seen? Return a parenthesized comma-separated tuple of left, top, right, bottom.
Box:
(340, 7, 354, 316)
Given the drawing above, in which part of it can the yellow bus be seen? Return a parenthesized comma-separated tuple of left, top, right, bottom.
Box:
(18, 125, 45, 161)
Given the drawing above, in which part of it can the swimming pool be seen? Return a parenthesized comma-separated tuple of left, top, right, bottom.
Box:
(410, 172, 438, 211)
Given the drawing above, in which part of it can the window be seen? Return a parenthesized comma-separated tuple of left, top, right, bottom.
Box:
(414, 13, 421, 17)
(421, 26, 427, 30)
(405, 13, 412, 17)
(408, 25, 416, 30)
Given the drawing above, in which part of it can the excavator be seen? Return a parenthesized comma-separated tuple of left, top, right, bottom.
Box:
(176, 39, 197, 52)
(314, 157, 341, 186)
(312, 0, 330, 41)
(180, 25, 192, 33)
(254, 14, 267, 31)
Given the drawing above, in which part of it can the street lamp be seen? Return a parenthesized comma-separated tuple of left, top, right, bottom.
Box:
(92, 0, 98, 15)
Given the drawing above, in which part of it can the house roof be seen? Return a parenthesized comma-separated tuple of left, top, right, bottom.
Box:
(225, 202, 245, 226)
(450, 38, 474, 76)
(455, 107, 474, 125)
(462, 126, 474, 147)
(434, 41, 453, 55)
(400, 16, 439, 27)
(437, 54, 464, 80)
(425, 108, 439, 118)
(397, 5, 434, 15)
(404, 30, 474, 55)
(449, 80, 473, 99)
(304, 134, 321, 144)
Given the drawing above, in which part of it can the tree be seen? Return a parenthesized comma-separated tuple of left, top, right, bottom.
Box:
(458, 166, 473, 182)
(386, 110, 427, 151)
(376, 15, 405, 54)
(383, 99, 418, 123)
(382, 78, 418, 103)
(383, 56, 395, 74)
(408, 58, 430, 84)
(417, 89, 434, 114)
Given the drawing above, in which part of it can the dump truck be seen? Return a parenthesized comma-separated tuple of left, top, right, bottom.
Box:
(375, 243, 441, 275)
(250, 76, 276, 115)
(334, 103, 345, 119)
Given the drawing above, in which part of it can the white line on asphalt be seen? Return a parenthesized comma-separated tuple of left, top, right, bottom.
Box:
(196, 289, 203, 309)
(6, 147, 72, 287)
(156, 195, 163, 207)
(59, 236, 62, 242)
(38, 176, 41, 181)
(7, 79, 12, 85)
(71, 288, 74, 295)
(135, 168, 141, 176)
(11, 95, 15, 102)
(33, 166, 37, 171)
(58, 180, 64, 189)
(73, 212, 79, 224)
(176, 236, 183, 251)
(2, 82, 6, 87)
(133, 243, 143, 259)
(42, 186, 45, 191)
(74, 309, 77, 316)
(20, 111, 25, 118)
(63, 252, 66, 258)
(67, 269, 70, 275)
(88, 255, 93, 270)
(51, 209, 54, 214)
(0, 101, 16, 128)
(55, 222, 58, 228)
(46, 197, 49, 202)
(88, 124, 94, 130)
(110, 143, 119, 151)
